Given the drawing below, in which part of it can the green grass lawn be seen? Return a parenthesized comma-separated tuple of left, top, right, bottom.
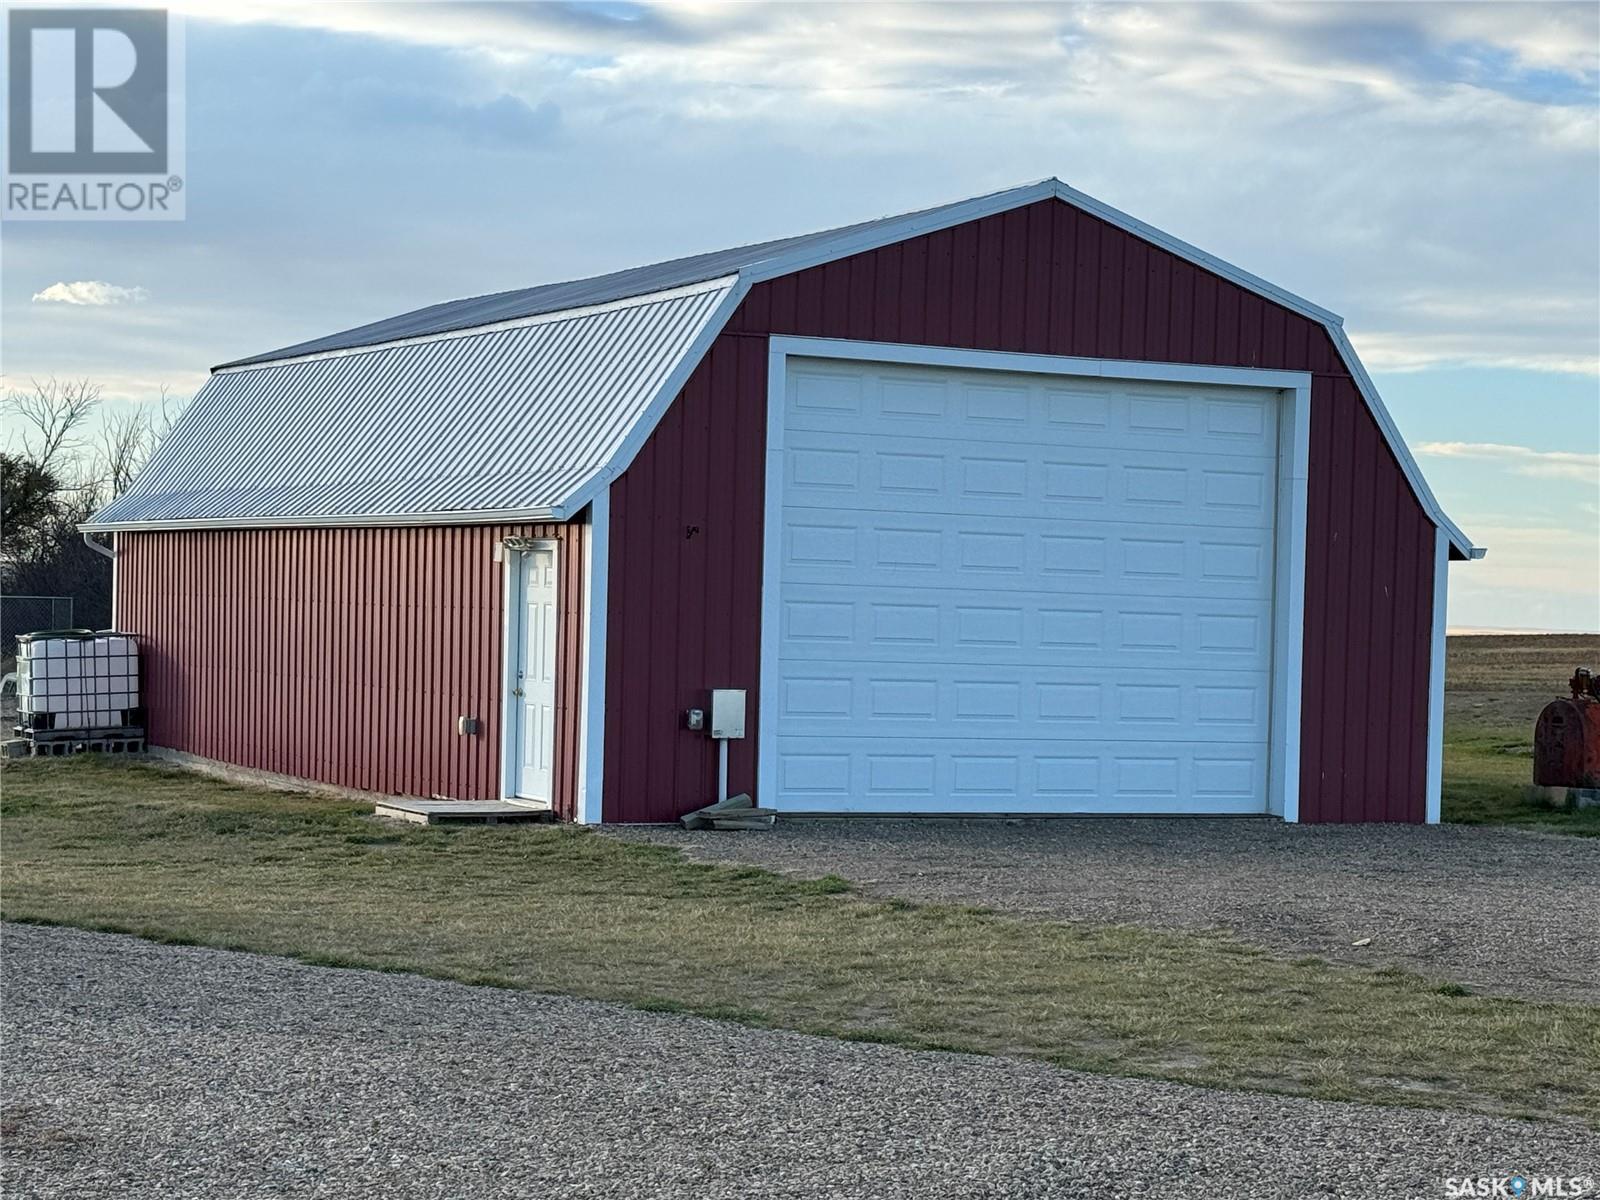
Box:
(1444, 730, 1600, 835)
(1441, 634, 1600, 836)
(3, 757, 1596, 1126)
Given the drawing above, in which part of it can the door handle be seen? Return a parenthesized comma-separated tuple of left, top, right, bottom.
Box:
(512, 687, 523, 697)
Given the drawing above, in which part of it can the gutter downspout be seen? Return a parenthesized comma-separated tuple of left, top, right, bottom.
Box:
(82, 532, 118, 628)
(82, 531, 117, 560)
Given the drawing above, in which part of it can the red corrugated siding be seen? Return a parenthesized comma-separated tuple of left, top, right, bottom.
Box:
(605, 198, 1435, 823)
(117, 521, 586, 818)
(600, 336, 767, 824)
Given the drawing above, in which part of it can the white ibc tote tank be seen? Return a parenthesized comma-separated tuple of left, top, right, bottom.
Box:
(15, 631, 141, 732)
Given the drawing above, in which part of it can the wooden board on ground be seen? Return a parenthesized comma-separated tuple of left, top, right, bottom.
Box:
(680, 792, 775, 831)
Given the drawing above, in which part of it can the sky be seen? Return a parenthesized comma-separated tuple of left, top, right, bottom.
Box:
(3, 0, 1597, 632)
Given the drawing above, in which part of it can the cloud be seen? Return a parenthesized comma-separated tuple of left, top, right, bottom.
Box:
(1354, 332, 1599, 376)
(1418, 2, 1600, 79)
(32, 281, 151, 307)
(12, 5, 1597, 379)
(1445, 517, 1600, 631)
(305, 72, 562, 145)
(165, 2, 1598, 377)
(176, 3, 1598, 95)
(1348, 287, 1599, 375)
(1417, 441, 1600, 483)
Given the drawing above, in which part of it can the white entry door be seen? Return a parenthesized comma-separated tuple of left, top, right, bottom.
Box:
(513, 546, 558, 802)
(770, 357, 1281, 814)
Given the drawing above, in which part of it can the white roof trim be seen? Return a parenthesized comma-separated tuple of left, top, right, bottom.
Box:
(561, 276, 753, 516)
(1326, 324, 1478, 558)
(213, 275, 740, 375)
(738, 179, 1060, 287)
(729, 179, 1343, 329)
(1044, 179, 1474, 557)
(722, 178, 1475, 559)
(84, 505, 567, 532)
(1046, 181, 1344, 327)
(94, 179, 1477, 559)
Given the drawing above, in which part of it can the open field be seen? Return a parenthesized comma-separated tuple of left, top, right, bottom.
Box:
(2, 757, 1597, 1126)
(1442, 633, 1600, 834)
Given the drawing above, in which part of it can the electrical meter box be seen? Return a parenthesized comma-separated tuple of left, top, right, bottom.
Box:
(709, 689, 746, 739)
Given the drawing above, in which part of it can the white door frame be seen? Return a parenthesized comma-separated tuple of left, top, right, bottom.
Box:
(501, 538, 560, 805)
(759, 335, 1312, 821)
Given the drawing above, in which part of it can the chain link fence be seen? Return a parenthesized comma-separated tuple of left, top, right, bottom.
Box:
(2, 595, 75, 660)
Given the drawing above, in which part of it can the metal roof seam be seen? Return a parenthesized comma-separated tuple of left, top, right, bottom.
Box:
(213, 273, 740, 373)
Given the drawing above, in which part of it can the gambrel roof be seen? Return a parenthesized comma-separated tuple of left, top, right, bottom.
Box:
(86, 178, 1479, 558)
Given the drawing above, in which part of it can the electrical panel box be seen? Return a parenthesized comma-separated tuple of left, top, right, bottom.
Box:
(709, 689, 746, 739)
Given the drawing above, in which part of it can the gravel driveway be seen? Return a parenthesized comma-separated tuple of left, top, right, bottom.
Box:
(4, 923, 1595, 1200)
(612, 819, 1600, 1003)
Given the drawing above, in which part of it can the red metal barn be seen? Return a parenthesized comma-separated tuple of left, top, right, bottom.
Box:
(87, 179, 1482, 824)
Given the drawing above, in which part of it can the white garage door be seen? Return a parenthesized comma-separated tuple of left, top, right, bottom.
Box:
(770, 357, 1280, 814)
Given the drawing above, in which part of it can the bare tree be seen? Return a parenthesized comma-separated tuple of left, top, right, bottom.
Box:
(9, 378, 184, 506)
(5, 377, 103, 476)
(152, 383, 181, 442)
(3, 378, 183, 640)
(92, 406, 155, 499)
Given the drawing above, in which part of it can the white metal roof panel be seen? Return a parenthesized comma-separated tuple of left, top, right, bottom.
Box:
(88, 278, 735, 528)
